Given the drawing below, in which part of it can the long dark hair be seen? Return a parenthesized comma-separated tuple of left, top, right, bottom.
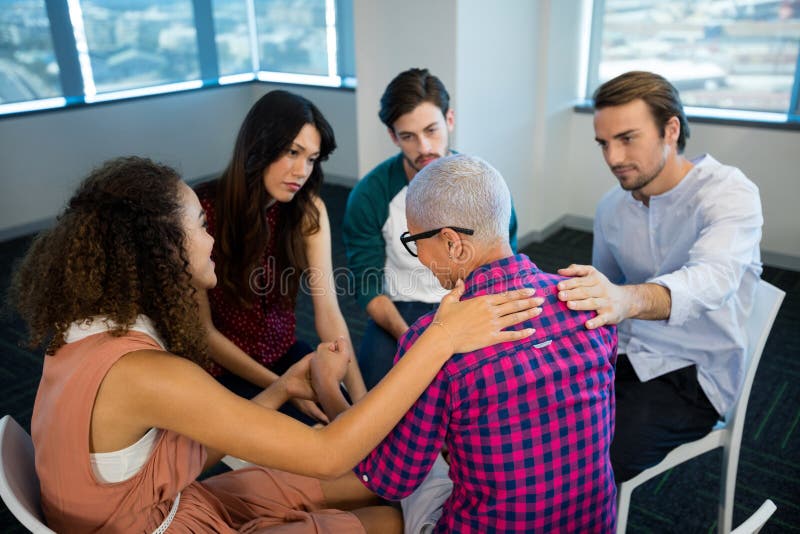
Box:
(212, 90, 336, 306)
(11, 157, 208, 363)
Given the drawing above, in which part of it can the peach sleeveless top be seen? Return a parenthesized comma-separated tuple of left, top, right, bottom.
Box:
(32, 330, 215, 532)
(31, 326, 364, 533)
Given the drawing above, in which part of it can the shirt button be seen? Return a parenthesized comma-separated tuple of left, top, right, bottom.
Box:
(361, 474, 369, 482)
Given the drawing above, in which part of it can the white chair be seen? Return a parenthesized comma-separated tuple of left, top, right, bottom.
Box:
(221, 455, 254, 471)
(0, 415, 56, 533)
(616, 280, 785, 534)
(730, 499, 777, 534)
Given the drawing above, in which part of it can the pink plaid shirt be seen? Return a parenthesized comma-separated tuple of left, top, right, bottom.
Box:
(355, 254, 618, 533)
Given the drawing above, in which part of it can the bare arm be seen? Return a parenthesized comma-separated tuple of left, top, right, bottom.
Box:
(313, 282, 546, 422)
(97, 284, 542, 479)
(366, 295, 409, 339)
(198, 288, 329, 422)
(198, 289, 278, 388)
(305, 197, 367, 401)
(310, 339, 353, 420)
(556, 264, 671, 329)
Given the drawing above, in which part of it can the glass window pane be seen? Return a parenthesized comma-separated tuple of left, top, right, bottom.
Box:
(213, 0, 253, 76)
(595, 0, 800, 113)
(0, 0, 61, 104)
(254, 0, 329, 76)
(80, 0, 200, 94)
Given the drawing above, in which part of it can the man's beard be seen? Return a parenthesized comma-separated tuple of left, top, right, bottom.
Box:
(404, 146, 451, 173)
(614, 148, 667, 193)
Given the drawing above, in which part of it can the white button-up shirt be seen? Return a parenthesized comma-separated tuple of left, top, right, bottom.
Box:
(593, 154, 763, 416)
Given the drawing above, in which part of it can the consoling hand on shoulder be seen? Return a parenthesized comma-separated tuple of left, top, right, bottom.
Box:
(556, 263, 671, 328)
(433, 279, 542, 354)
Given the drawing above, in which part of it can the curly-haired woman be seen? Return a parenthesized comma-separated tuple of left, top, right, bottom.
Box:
(12, 157, 542, 533)
(195, 90, 365, 421)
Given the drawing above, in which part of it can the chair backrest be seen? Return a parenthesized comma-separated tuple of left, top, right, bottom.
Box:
(0, 415, 55, 533)
(730, 499, 777, 534)
(724, 280, 785, 427)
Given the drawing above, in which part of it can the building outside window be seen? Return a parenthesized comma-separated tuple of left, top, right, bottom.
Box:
(0, 0, 61, 105)
(588, 0, 800, 117)
(213, 0, 254, 77)
(254, 0, 330, 76)
(80, 0, 200, 95)
(0, 0, 351, 115)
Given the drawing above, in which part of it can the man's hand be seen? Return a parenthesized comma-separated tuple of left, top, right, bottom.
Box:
(557, 264, 672, 327)
(556, 264, 633, 329)
(311, 337, 351, 385)
(310, 337, 353, 420)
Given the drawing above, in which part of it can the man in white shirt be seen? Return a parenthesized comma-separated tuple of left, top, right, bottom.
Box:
(557, 71, 763, 482)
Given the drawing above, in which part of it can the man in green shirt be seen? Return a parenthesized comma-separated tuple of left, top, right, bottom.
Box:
(343, 68, 518, 388)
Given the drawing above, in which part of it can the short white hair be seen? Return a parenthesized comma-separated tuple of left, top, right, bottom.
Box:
(406, 154, 511, 245)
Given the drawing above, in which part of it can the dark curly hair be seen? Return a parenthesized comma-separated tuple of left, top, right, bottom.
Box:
(10, 156, 208, 364)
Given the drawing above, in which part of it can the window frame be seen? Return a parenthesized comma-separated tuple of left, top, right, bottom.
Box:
(0, 0, 356, 119)
(584, 0, 800, 129)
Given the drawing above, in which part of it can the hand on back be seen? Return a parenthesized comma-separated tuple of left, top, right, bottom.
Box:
(432, 280, 544, 353)
(556, 264, 631, 329)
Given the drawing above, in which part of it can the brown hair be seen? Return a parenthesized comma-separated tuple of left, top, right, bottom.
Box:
(593, 71, 690, 153)
(379, 68, 450, 130)
(10, 157, 208, 363)
(209, 90, 336, 307)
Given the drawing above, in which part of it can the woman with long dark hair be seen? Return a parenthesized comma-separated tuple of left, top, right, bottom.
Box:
(195, 90, 365, 419)
(12, 156, 542, 532)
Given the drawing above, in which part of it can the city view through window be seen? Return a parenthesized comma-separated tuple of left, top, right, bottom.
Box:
(0, 0, 339, 109)
(254, 0, 330, 76)
(594, 0, 800, 113)
(0, 0, 61, 104)
(81, 0, 200, 94)
(213, 0, 253, 76)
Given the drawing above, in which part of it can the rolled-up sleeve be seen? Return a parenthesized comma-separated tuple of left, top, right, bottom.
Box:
(354, 325, 450, 500)
(650, 178, 763, 327)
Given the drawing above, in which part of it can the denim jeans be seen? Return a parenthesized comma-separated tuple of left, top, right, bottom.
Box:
(611, 354, 720, 482)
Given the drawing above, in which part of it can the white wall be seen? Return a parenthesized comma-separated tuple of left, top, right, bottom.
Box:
(0, 85, 251, 238)
(352, 0, 457, 176)
(455, 1, 544, 234)
(455, 1, 585, 235)
(0, 83, 358, 239)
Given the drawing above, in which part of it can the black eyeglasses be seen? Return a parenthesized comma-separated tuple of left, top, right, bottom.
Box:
(400, 227, 474, 257)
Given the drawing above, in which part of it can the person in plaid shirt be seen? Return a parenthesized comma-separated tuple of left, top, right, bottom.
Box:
(343, 154, 618, 532)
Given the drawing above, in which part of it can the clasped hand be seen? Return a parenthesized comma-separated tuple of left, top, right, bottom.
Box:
(311, 336, 351, 388)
